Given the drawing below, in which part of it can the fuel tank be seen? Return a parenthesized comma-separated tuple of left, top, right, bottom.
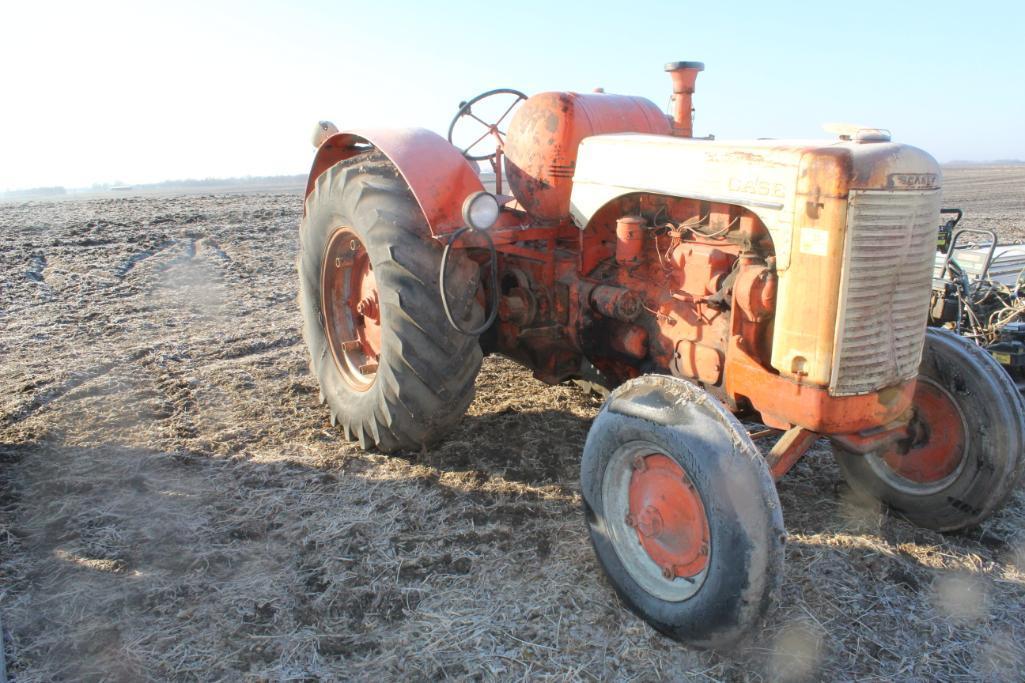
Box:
(503, 92, 670, 222)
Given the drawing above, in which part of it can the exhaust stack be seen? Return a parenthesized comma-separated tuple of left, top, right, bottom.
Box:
(665, 61, 704, 137)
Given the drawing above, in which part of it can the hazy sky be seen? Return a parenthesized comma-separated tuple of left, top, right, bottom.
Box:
(2, 0, 1023, 191)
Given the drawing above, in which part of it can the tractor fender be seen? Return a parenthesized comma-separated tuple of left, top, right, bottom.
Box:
(305, 128, 483, 237)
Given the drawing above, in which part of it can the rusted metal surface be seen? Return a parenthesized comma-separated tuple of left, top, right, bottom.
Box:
(615, 215, 646, 263)
(723, 335, 916, 433)
(503, 92, 669, 222)
(675, 341, 724, 386)
(320, 228, 380, 391)
(609, 324, 648, 359)
(734, 257, 777, 323)
(499, 284, 537, 327)
(766, 427, 819, 481)
(305, 128, 484, 236)
(482, 192, 765, 400)
(589, 284, 641, 321)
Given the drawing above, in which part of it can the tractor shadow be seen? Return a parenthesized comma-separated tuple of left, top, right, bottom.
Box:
(0, 435, 582, 679)
(416, 406, 593, 485)
(419, 396, 1025, 584)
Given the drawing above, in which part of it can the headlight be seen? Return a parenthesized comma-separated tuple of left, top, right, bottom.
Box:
(461, 191, 500, 230)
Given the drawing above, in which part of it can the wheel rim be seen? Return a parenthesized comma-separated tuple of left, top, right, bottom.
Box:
(869, 377, 969, 492)
(320, 228, 381, 391)
(602, 442, 711, 602)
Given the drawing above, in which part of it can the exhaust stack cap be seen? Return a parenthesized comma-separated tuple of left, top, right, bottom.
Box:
(665, 61, 705, 73)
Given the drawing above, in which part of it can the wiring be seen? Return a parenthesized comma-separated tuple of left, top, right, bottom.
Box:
(646, 212, 739, 272)
(947, 257, 1025, 345)
(685, 214, 739, 239)
(440, 226, 499, 336)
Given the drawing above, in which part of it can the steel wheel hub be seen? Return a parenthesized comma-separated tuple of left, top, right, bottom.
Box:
(627, 454, 710, 580)
(321, 228, 381, 391)
(602, 443, 711, 602)
(876, 377, 968, 488)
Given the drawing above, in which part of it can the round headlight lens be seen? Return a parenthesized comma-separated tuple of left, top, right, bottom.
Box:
(462, 191, 500, 230)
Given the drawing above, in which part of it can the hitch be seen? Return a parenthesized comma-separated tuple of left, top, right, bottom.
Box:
(766, 427, 819, 481)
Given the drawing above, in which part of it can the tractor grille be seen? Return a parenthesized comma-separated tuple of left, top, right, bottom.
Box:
(830, 189, 941, 396)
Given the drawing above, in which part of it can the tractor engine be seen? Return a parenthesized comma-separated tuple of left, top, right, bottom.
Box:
(481, 62, 940, 436)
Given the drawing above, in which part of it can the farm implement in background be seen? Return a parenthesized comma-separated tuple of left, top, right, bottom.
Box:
(298, 62, 1025, 649)
(931, 209, 1025, 389)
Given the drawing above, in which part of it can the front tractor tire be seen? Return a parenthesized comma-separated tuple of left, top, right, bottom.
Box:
(581, 375, 785, 649)
(299, 153, 483, 452)
(833, 328, 1025, 531)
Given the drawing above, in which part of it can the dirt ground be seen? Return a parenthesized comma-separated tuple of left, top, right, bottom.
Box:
(1, 166, 1024, 681)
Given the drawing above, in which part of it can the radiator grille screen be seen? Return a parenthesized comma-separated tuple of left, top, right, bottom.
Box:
(830, 189, 941, 396)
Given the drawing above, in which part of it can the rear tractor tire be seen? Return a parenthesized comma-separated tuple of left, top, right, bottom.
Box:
(833, 328, 1025, 531)
(581, 374, 785, 649)
(299, 152, 484, 452)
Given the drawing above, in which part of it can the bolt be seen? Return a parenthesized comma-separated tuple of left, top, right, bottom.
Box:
(624, 513, 635, 528)
(334, 257, 342, 268)
(632, 455, 647, 472)
(637, 505, 664, 538)
(662, 565, 675, 580)
(700, 543, 709, 556)
(350, 239, 359, 251)
(356, 296, 378, 320)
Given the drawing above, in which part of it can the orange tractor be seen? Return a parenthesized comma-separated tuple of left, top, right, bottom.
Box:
(299, 63, 1025, 647)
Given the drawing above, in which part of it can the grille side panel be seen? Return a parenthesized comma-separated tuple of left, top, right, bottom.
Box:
(830, 190, 941, 396)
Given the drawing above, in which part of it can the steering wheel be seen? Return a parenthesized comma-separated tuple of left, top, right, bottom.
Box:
(447, 88, 527, 162)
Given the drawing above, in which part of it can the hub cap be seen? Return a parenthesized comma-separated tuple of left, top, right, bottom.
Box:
(320, 228, 381, 391)
(602, 443, 711, 601)
(871, 377, 968, 491)
(629, 454, 710, 578)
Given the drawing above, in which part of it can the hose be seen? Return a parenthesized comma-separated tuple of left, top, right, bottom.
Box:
(440, 225, 499, 336)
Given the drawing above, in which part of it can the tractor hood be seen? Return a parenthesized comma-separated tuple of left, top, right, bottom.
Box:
(570, 133, 941, 270)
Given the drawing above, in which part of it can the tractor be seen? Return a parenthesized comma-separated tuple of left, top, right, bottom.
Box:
(298, 62, 1025, 648)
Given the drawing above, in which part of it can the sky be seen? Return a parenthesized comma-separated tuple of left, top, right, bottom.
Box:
(1, 0, 1023, 191)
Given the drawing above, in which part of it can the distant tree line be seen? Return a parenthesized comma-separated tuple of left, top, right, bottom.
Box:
(2, 175, 309, 201)
(0, 186, 67, 199)
(139, 174, 307, 189)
